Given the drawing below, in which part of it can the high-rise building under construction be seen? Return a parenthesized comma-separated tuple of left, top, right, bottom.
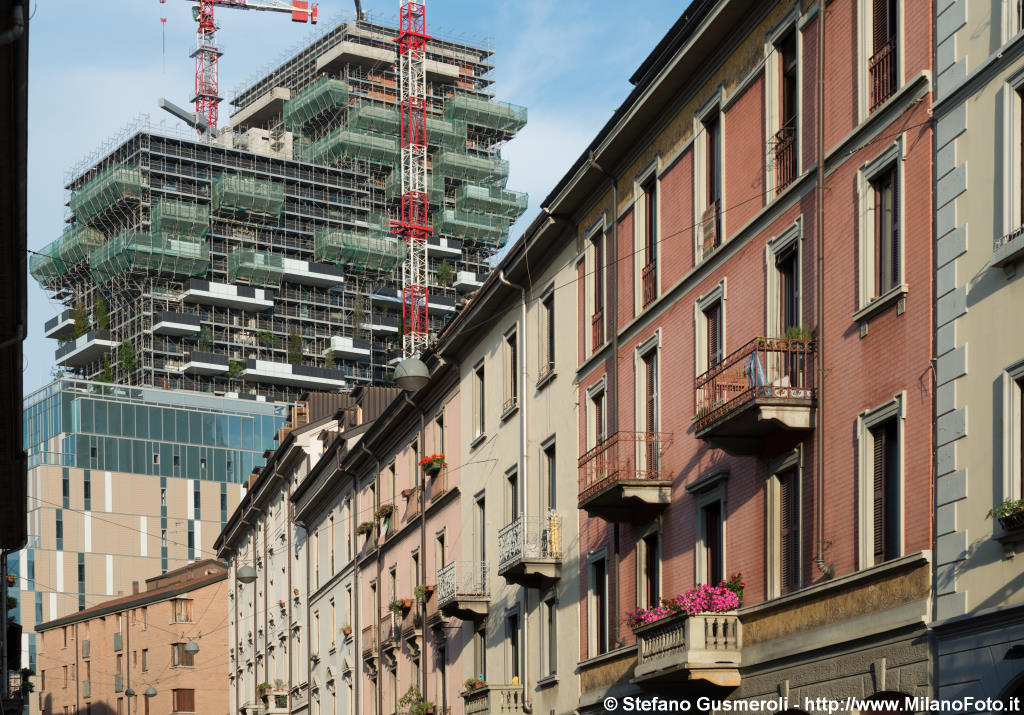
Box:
(31, 17, 527, 402)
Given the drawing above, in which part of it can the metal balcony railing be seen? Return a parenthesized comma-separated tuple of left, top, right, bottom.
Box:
(773, 120, 796, 190)
(577, 431, 673, 503)
(360, 624, 377, 658)
(436, 561, 488, 608)
(642, 261, 657, 308)
(694, 337, 816, 432)
(591, 310, 604, 350)
(869, 37, 897, 111)
(497, 513, 561, 572)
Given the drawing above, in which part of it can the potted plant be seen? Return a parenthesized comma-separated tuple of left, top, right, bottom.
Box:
(356, 521, 374, 537)
(277, 599, 286, 609)
(341, 623, 352, 637)
(724, 572, 745, 606)
(418, 453, 446, 475)
(625, 582, 740, 631)
(463, 676, 485, 693)
(257, 682, 272, 700)
(399, 685, 436, 715)
(989, 498, 1024, 531)
(375, 504, 394, 521)
(388, 598, 408, 615)
(414, 584, 434, 601)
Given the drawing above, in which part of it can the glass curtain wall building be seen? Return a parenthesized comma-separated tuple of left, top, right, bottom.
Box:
(15, 378, 288, 684)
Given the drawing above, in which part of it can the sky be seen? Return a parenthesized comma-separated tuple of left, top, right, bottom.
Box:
(23, 0, 686, 395)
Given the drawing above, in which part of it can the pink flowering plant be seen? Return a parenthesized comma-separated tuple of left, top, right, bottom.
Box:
(626, 580, 740, 630)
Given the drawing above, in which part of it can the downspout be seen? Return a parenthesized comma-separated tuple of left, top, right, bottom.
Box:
(497, 269, 532, 712)
(814, 0, 834, 578)
(590, 153, 623, 643)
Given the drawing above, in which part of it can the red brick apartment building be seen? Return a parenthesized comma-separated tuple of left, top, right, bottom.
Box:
(526, 0, 934, 709)
(34, 561, 229, 715)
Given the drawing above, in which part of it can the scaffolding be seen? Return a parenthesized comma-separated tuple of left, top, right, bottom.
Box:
(70, 164, 143, 224)
(385, 171, 445, 203)
(302, 127, 400, 165)
(432, 208, 508, 247)
(314, 224, 407, 271)
(426, 116, 466, 150)
(29, 225, 107, 281)
(212, 173, 285, 216)
(433, 149, 509, 186)
(90, 230, 210, 284)
(443, 92, 527, 133)
(227, 247, 286, 287)
(344, 99, 400, 136)
(455, 184, 527, 219)
(282, 76, 350, 130)
(151, 199, 210, 238)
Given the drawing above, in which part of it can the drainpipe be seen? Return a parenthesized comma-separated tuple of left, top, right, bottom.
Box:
(497, 269, 532, 712)
(590, 153, 622, 643)
(814, 0, 834, 579)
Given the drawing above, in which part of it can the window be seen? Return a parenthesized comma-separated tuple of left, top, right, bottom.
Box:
(704, 301, 723, 369)
(435, 411, 445, 456)
(641, 348, 659, 476)
(1000, 364, 1024, 507)
(172, 689, 195, 713)
(589, 387, 607, 449)
(590, 228, 606, 350)
(141, 648, 148, 672)
(768, 457, 802, 598)
(589, 556, 609, 656)
(773, 28, 799, 191)
(872, 165, 900, 298)
(62, 665, 68, 688)
(140, 607, 147, 630)
(869, 0, 898, 110)
(171, 643, 195, 668)
(777, 246, 799, 335)
(544, 597, 557, 676)
(639, 173, 659, 309)
(314, 528, 320, 588)
(117, 700, 123, 715)
(542, 440, 557, 514)
(857, 395, 904, 567)
(329, 599, 336, 648)
(702, 501, 724, 585)
(62, 626, 67, 648)
(475, 497, 486, 562)
(505, 467, 520, 525)
(314, 611, 320, 654)
(503, 328, 519, 414)
(329, 515, 335, 574)
(506, 612, 520, 681)
(473, 623, 487, 680)
(700, 110, 723, 259)
(637, 530, 660, 609)
(539, 291, 555, 381)
(472, 362, 485, 440)
(152, 453, 160, 466)
(56, 510, 63, 550)
(171, 598, 194, 623)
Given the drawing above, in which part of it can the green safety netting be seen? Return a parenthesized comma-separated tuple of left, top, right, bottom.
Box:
(384, 170, 446, 203)
(151, 199, 210, 238)
(433, 149, 509, 186)
(302, 128, 399, 166)
(227, 248, 285, 287)
(90, 230, 210, 284)
(443, 93, 527, 133)
(432, 208, 508, 248)
(345, 100, 399, 135)
(314, 223, 407, 272)
(283, 77, 349, 130)
(29, 225, 107, 282)
(212, 173, 285, 216)
(70, 164, 143, 224)
(426, 116, 466, 150)
(455, 184, 528, 220)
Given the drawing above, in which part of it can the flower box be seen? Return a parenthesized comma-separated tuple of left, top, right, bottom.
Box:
(1001, 511, 1024, 532)
(418, 454, 446, 474)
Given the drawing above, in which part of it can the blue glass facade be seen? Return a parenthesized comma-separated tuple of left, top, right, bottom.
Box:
(24, 379, 286, 483)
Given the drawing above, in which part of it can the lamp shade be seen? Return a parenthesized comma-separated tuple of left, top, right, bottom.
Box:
(184, 640, 200, 655)
(394, 357, 429, 392)
(144, 687, 157, 697)
(237, 564, 257, 584)
(124, 688, 136, 697)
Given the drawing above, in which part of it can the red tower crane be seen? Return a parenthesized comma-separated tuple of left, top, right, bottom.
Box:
(166, 0, 318, 132)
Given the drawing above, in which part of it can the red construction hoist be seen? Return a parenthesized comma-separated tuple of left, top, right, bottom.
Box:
(391, 1, 432, 358)
(164, 0, 318, 132)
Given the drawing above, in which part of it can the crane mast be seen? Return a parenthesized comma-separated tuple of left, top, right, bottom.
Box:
(392, 1, 431, 358)
(181, 0, 317, 132)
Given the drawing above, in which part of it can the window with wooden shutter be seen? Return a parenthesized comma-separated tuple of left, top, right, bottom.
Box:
(705, 302, 723, 368)
(593, 390, 606, 445)
(703, 502, 723, 585)
(871, 419, 900, 564)
(643, 352, 658, 476)
(872, 0, 896, 53)
(778, 467, 799, 594)
(873, 165, 899, 296)
(172, 689, 195, 713)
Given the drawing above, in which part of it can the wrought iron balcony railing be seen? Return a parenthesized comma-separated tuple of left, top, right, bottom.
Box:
(437, 561, 488, 606)
(497, 513, 562, 586)
(773, 120, 796, 190)
(577, 430, 672, 505)
(642, 261, 657, 308)
(869, 37, 897, 111)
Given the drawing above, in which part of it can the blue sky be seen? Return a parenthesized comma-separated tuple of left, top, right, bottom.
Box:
(24, 0, 685, 394)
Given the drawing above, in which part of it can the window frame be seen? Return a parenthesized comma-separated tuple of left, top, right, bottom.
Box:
(502, 325, 519, 417)
(471, 360, 486, 444)
(538, 287, 556, 385)
(857, 0, 904, 120)
(634, 332, 661, 475)
(585, 217, 608, 352)
(1000, 360, 1024, 509)
(586, 548, 610, 658)
(765, 220, 803, 339)
(586, 378, 608, 451)
(694, 91, 726, 263)
(693, 482, 727, 586)
(764, 12, 802, 200)
(856, 392, 906, 568)
(1000, 70, 1024, 242)
(542, 594, 558, 677)
(634, 157, 661, 312)
(694, 280, 727, 376)
(766, 448, 803, 599)
(635, 521, 662, 609)
(855, 136, 907, 319)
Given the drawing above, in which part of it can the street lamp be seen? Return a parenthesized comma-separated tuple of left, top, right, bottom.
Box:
(394, 357, 429, 392)
(184, 640, 200, 655)
(144, 687, 157, 697)
(237, 564, 257, 585)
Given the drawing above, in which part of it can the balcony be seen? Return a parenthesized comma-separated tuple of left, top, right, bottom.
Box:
(152, 311, 201, 336)
(454, 270, 486, 293)
(324, 336, 370, 360)
(54, 329, 117, 368)
(992, 225, 1024, 268)
(773, 120, 796, 190)
(240, 359, 348, 390)
(182, 278, 275, 311)
(43, 309, 76, 340)
(463, 684, 525, 715)
(436, 561, 489, 620)
(633, 612, 742, 687)
(360, 623, 377, 673)
(694, 337, 816, 455)
(577, 431, 673, 522)
(380, 614, 400, 668)
(497, 514, 561, 587)
(401, 607, 423, 657)
(869, 37, 897, 111)
(182, 351, 229, 376)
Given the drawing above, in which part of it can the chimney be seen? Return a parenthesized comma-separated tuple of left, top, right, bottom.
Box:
(132, 581, 140, 595)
